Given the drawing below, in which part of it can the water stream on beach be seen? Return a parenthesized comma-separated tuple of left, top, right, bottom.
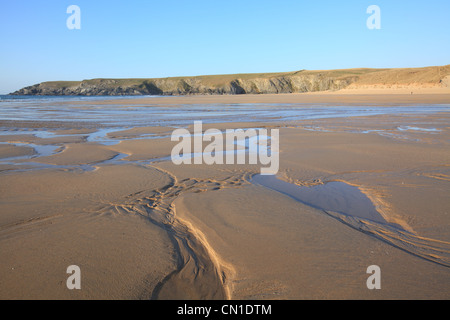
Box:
(252, 174, 450, 268)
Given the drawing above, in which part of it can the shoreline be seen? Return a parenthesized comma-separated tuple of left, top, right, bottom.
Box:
(4, 87, 450, 105)
(77, 91, 450, 106)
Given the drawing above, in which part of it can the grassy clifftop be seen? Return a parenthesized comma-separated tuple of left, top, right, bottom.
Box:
(11, 65, 450, 96)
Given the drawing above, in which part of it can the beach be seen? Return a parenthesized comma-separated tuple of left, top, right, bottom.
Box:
(0, 93, 449, 300)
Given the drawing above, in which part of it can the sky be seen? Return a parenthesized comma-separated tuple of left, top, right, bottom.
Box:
(0, 0, 449, 94)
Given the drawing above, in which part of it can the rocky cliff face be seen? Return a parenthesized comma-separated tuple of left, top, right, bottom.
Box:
(12, 65, 450, 96)
(11, 74, 357, 96)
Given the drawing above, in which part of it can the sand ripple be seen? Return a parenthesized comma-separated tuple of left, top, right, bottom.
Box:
(325, 210, 450, 268)
(97, 168, 252, 299)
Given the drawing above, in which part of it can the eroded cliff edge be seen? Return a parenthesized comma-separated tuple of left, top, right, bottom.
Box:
(11, 66, 450, 96)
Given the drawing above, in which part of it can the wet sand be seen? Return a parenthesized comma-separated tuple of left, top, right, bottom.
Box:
(0, 95, 449, 300)
(80, 92, 450, 106)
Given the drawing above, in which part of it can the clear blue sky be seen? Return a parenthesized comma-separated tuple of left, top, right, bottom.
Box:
(1, 0, 449, 94)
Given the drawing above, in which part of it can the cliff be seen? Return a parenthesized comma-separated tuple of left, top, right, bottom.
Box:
(11, 66, 450, 96)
